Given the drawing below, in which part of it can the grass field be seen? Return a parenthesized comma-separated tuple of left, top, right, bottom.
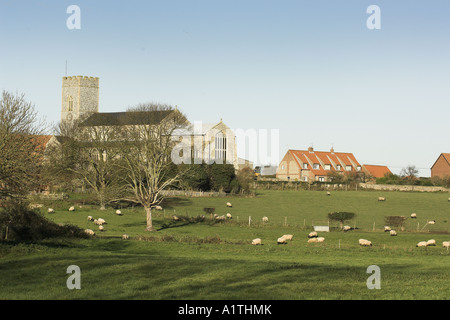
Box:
(0, 190, 449, 300)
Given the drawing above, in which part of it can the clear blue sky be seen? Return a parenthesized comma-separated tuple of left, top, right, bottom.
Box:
(1, 0, 449, 176)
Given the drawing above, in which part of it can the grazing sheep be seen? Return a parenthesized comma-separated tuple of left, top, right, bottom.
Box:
(84, 229, 95, 236)
(410, 213, 417, 219)
(155, 205, 163, 210)
(252, 238, 262, 245)
(215, 215, 226, 221)
(307, 238, 319, 243)
(343, 225, 352, 232)
(384, 226, 392, 232)
(87, 216, 93, 221)
(115, 210, 122, 215)
(99, 225, 104, 231)
(426, 239, 436, 246)
(47, 208, 54, 214)
(326, 192, 331, 196)
(308, 231, 318, 238)
(226, 202, 232, 207)
(262, 216, 269, 223)
(448, 197, 450, 202)
(442, 241, 450, 248)
(359, 239, 372, 247)
(427, 220, 436, 225)
(282, 234, 293, 241)
(122, 234, 129, 240)
(172, 215, 179, 221)
(416, 241, 427, 247)
(68, 206, 75, 212)
(317, 237, 325, 242)
(277, 237, 287, 244)
(226, 213, 232, 219)
(97, 218, 106, 225)
(390, 230, 397, 236)
(378, 197, 386, 201)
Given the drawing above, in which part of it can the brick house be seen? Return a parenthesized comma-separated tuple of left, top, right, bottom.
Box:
(362, 164, 392, 182)
(431, 153, 450, 179)
(276, 147, 362, 182)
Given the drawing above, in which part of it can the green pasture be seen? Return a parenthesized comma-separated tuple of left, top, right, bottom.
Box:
(0, 190, 449, 300)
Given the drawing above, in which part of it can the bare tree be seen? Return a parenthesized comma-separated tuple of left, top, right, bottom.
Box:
(0, 91, 47, 199)
(400, 165, 419, 184)
(117, 103, 190, 231)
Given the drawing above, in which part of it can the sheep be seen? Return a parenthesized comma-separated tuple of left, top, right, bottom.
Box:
(326, 192, 331, 196)
(47, 208, 54, 214)
(252, 238, 262, 245)
(262, 216, 269, 223)
(384, 226, 392, 232)
(226, 213, 232, 219)
(84, 229, 95, 236)
(226, 202, 232, 207)
(115, 210, 122, 215)
(442, 241, 450, 248)
(155, 205, 163, 210)
(378, 197, 386, 201)
(390, 230, 397, 236)
(317, 237, 325, 242)
(99, 225, 104, 231)
(426, 239, 436, 246)
(410, 213, 417, 219)
(172, 215, 179, 221)
(343, 225, 353, 232)
(87, 216, 93, 221)
(68, 206, 75, 212)
(416, 241, 427, 247)
(277, 237, 287, 244)
(308, 231, 318, 238)
(215, 215, 226, 221)
(427, 220, 436, 225)
(448, 197, 450, 202)
(282, 234, 293, 241)
(359, 239, 372, 247)
(122, 234, 129, 240)
(97, 218, 106, 225)
(307, 238, 319, 243)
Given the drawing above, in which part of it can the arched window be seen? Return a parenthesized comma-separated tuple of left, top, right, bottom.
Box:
(68, 96, 74, 112)
(215, 131, 227, 164)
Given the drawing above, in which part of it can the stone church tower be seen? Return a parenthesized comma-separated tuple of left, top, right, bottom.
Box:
(61, 76, 99, 123)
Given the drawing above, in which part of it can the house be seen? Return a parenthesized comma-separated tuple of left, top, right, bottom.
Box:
(276, 147, 362, 182)
(431, 153, 450, 179)
(362, 164, 392, 182)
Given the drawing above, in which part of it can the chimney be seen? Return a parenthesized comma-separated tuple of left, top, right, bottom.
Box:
(330, 147, 334, 154)
(308, 146, 314, 153)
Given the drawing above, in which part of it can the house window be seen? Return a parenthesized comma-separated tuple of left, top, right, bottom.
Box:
(68, 96, 73, 112)
(356, 166, 361, 171)
(324, 164, 331, 170)
(318, 177, 325, 182)
(302, 176, 308, 182)
(345, 165, 352, 171)
(303, 163, 308, 169)
(336, 165, 341, 171)
(281, 165, 285, 170)
(214, 132, 226, 163)
(313, 163, 320, 170)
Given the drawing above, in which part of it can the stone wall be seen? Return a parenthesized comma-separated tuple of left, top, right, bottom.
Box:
(359, 183, 450, 193)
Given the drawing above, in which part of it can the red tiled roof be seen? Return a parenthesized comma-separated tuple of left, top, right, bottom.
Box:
(288, 149, 361, 176)
(363, 164, 392, 178)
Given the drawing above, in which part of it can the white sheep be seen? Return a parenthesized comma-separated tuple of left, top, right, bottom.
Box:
(426, 239, 436, 246)
(359, 239, 372, 247)
(262, 216, 269, 223)
(427, 220, 436, 225)
(317, 237, 325, 242)
(155, 205, 163, 210)
(277, 237, 287, 244)
(84, 229, 95, 236)
(68, 206, 75, 212)
(122, 234, 129, 240)
(307, 238, 319, 243)
(384, 226, 391, 232)
(226, 202, 232, 207)
(47, 208, 54, 213)
(308, 231, 318, 238)
(343, 225, 352, 232)
(416, 241, 427, 247)
(215, 215, 226, 221)
(115, 210, 122, 215)
(326, 192, 331, 196)
(378, 197, 386, 201)
(226, 213, 232, 219)
(87, 216, 93, 221)
(172, 215, 179, 221)
(97, 218, 106, 225)
(99, 225, 104, 231)
(252, 238, 262, 245)
(442, 241, 450, 248)
(282, 234, 293, 241)
(410, 213, 417, 219)
(390, 230, 397, 236)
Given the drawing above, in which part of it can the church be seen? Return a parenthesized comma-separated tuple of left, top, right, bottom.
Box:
(59, 75, 241, 170)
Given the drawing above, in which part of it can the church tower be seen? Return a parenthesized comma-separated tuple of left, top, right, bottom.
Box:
(61, 76, 99, 123)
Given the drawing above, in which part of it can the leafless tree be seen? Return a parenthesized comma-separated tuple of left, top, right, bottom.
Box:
(0, 91, 47, 200)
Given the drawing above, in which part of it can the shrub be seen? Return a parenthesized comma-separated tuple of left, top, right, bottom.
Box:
(327, 212, 356, 229)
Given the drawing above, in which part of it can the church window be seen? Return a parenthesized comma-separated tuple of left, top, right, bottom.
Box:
(215, 132, 227, 163)
(68, 96, 74, 112)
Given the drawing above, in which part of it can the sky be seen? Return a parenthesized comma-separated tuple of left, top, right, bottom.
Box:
(1, 0, 449, 176)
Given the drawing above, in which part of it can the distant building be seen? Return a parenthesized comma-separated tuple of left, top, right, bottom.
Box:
(276, 147, 362, 182)
(431, 153, 450, 179)
(362, 164, 392, 182)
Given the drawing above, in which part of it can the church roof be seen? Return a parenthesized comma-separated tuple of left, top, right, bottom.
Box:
(80, 111, 174, 127)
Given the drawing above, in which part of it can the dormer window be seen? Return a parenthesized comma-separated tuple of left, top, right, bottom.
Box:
(303, 163, 308, 169)
(345, 165, 352, 171)
(336, 165, 341, 171)
(324, 164, 331, 170)
(313, 163, 320, 170)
